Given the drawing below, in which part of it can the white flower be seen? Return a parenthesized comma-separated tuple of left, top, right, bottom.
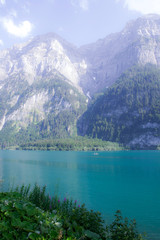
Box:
(55, 222, 62, 228)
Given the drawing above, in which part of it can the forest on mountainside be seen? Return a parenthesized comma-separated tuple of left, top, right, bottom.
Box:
(78, 65, 160, 149)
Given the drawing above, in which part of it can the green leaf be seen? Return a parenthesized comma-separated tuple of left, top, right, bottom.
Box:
(84, 230, 101, 239)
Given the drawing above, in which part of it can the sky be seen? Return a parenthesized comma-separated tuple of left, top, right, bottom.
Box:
(0, 0, 159, 49)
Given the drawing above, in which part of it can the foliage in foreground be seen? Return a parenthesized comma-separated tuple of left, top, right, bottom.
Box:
(0, 192, 63, 240)
(12, 184, 105, 239)
(108, 210, 144, 240)
(0, 184, 145, 240)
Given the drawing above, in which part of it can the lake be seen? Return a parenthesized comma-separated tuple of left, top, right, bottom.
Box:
(0, 150, 160, 239)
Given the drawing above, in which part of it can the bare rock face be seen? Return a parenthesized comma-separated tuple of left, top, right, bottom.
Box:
(0, 33, 87, 91)
(79, 14, 160, 95)
(0, 33, 88, 135)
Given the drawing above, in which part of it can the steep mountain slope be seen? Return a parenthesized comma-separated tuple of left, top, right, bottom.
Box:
(78, 65, 160, 149)
(79, 14, 160, 95)
(0, 33, 87, 91)
(0, 72, 87, 147)
(0, 33, 88, 147)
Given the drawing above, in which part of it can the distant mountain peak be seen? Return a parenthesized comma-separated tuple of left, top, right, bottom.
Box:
(123, 14, 160, 35)
(140, 13, 160, 20)
(78, 14, 160, 94)
(0, 31, 88, 91)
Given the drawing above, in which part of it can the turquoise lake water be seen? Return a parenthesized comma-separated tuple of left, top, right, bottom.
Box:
(0, 150, 160, 239)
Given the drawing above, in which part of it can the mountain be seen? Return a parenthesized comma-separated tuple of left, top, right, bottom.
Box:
(0, 73, 87, 147)
(78, 64, 160, 149)
(1, 14, 160, 148)
(0, 34, 88, 147)
(0, 33, 88, 91)
(79, 14, 160, 95)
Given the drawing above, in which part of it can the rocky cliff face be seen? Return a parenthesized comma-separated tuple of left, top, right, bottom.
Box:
(0, 72, 87, 147)
(79, 14, 160, 95)
(0, 33, 88, 141)
(0, 33, 87, 91)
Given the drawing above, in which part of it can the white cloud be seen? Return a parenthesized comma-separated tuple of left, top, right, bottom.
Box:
(1, 18, 33, 38)
(79, 0, 89, 11)
(0, 0, 6, 5)
(0, 39, 3, 46)
(71, 0, 89, 11)
(118, 0, 160, 14)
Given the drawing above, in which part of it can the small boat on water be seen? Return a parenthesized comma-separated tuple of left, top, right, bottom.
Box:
(93, 152, 99, 155)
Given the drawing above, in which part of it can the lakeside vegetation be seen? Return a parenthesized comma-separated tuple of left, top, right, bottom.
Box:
(6, 137, 125, 151)
(0, 184, 145, 240)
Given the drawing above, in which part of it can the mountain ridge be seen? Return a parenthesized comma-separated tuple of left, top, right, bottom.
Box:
(79, 14, 160, 95)
(1, 14, 160, 148)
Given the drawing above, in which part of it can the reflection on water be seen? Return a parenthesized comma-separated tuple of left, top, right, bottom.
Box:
(0, 150, 160, 239)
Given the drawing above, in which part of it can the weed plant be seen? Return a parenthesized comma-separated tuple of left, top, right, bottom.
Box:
(11, 184, 105, 239)
(0, 184, 146, 240)
(0, 192, 63, 240)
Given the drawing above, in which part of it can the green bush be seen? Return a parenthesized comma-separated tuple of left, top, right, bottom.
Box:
(0, 192, 62, 240)
(0, 184, 146, 240)
(107, 210, 144, 240)
(12, 184, 105, 239)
